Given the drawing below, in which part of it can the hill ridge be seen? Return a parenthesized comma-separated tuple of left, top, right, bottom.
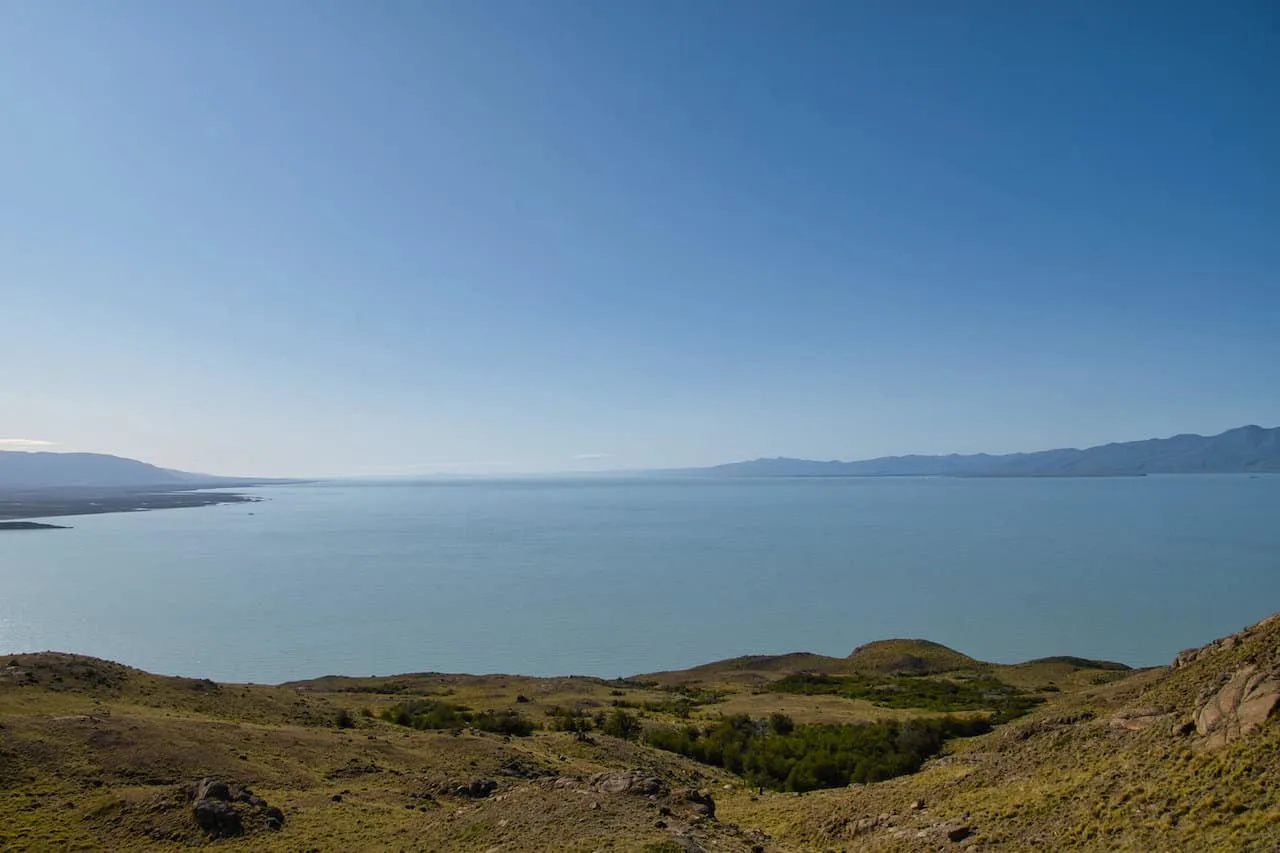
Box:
(0, 449, 285, 489)
(3, 613, 1280, 849)
(695, 424, 1280, 477)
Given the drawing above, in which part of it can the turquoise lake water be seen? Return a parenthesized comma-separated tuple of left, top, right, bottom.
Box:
(2, 476, 1278, 683)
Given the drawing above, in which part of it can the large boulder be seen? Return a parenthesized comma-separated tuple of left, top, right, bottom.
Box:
(192, 798, 242, 837)
(456, 779, 498, 798)
(187, 778, 231, 802)
(683, 787, 716, 818)
(182, 778, 284, 837)
(1194, 665, 1280, 749)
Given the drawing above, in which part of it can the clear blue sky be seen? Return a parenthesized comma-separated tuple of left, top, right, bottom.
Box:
(2, 1, 1277, 476)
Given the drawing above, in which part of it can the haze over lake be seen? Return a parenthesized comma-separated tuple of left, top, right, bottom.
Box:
(2, 476, 1278, 683)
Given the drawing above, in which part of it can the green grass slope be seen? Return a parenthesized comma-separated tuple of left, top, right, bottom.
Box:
(0, 616, 1273, 851)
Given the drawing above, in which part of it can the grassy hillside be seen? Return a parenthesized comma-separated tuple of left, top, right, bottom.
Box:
(844, 639, 982, 675)
(2, 617, 1276, 851)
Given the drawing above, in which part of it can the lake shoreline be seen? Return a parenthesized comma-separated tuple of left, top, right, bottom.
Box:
(0, 487, 263, 522)
(0, 521, 71, 531)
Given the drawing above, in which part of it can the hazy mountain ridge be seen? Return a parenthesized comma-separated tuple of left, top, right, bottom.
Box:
(5, 424, 1278, 486)
(0, 451, 278, 489)
(699, 424, 1280, 478)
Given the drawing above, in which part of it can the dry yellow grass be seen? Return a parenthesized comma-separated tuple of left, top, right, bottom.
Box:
(2, 619, 1277, 851)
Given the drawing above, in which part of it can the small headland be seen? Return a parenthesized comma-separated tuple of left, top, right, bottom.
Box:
(0, 487, 264, 522)
(0, 521, 70, 531)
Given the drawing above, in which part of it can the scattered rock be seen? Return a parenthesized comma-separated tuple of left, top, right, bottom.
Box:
(945, 824, 973, 843)
(327, 759, 384, 779)
(911, 798, 926, 810)
(1011, 710, 1096, 740)
(500, 756, 554, 779)
(331, 794, 343, 802)
(420, 778, 498, 798)
(669, 834, 706, 852)
(456, 779, 498, 798)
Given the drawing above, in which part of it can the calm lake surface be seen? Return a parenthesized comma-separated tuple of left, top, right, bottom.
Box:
(2, 476, 1278, 683)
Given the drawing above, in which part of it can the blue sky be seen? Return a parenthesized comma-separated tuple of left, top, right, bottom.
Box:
(2, 1, 1277, 476)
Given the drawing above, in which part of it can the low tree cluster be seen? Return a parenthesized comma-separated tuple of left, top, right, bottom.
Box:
(768, 673, 1042, 723)
(646, 713, 989, 792)
(382, 699, 535, 736)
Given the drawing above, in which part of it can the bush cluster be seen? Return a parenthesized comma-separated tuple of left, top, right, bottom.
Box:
(768, 673, 1043, 723)
(610, 685, 726, 719)
(382, 699, 535, 736)
(646, 713, 989, 792)
(545, 705, 642, 740)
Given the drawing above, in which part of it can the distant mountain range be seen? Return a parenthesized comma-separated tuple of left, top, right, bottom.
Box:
(693, 425, 1280, 478)
(4, 425, 1278, 488)
(0, 451, 277, 489)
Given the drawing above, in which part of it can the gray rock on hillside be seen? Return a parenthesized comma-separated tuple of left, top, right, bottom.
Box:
(588, 770, 666, 795)
(192, 798, 242, 837)
(183, 778, 284, 838)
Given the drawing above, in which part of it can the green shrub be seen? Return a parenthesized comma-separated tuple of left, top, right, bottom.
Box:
(646, 712, 989, 792)
(599, 709, 641, 740)
(768, 712, 795, 735)
(473, 709, 535, 737)
(767, 672, 1042, 723)
(382, 699, 535, 737)
(546, 705, 594, 737)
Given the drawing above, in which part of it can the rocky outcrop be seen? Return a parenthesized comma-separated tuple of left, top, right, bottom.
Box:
(1109, 705, 1174, 731)
(1193, 666, 1280, 749)
(1011, 710, 1095, 740)
(1172, 614, 1280, 670)
(420, 778, 498, 798)
(587, 770, 666, 796)
(683, 787, 716, 818)
(499, 755, 555, 779)
(183, 778, 283, 837)
(1165, 614, 1280, 750)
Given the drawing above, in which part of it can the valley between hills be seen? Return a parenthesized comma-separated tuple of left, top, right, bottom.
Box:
(2, 616, 1278, 851)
